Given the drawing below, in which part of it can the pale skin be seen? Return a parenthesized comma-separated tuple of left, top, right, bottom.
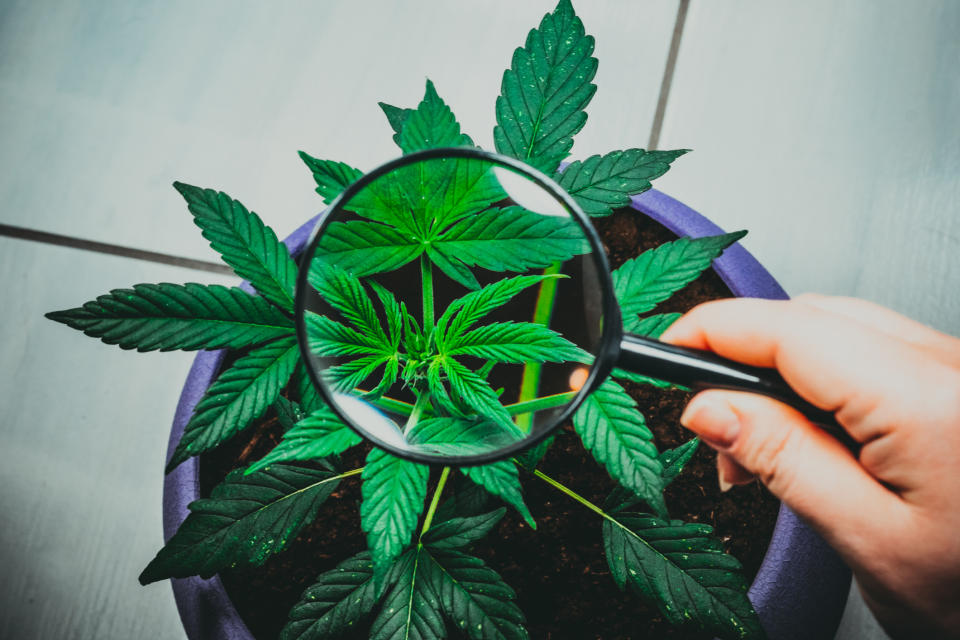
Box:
(660, 294, 960, 640)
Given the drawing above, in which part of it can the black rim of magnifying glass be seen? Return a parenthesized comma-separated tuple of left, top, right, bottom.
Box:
(294, 146, 624, 466)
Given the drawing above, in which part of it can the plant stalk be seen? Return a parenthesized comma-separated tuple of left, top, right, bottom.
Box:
(420, 466, 451, 536)
(366, 390, 576, 419)
(403, 391, 431, 435)
(505, 391, 577, 416)
(421, 254, 435, 335)
(515, 262, 563, 432)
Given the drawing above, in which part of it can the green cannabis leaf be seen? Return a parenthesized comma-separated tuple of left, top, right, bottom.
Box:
(429, 207, 592, 288)
(173, 182, 298, 311)
(557, 149, 689, 217)
(573, 379, 667, 518)
(280, 551, 382, 640)
(246, 406, 362, 475)
(409, 417, 524, 457)
(445, 320, 586, 363)
(613, 231, 747, 321)
(371, 528, 528, 640)
(307, 265, 400, 395)
(660, 438, 701, 486)
(167, 336, 300, 471)
(603, 513, 766, 640)
(379, 102, 413, 147)
(314, 80, 590, 288)
(404, 417, 533, 527)
(139, 463, 343, 584)
(427, 548, 529, 640)
(48, 3, 768, 638)
(399, 79, 474, 153)
(45, 283, 293, 352)
(361, 449, 430, 587)
(298, 152, 364, 204)
(461, 462, 536, 529)
(370, 547, 445, 640)
(494, 0, 597, 173)
(273, 396, 308, 433)
(295, 362, 325, 414)
(422, 508, 506, 550)
(435, 274, 561, 342)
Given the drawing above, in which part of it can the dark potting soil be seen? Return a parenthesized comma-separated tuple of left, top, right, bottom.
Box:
(199, 208, 780, 640)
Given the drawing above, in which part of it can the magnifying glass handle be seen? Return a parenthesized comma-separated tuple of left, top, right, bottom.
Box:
(618, 334, 859, 452)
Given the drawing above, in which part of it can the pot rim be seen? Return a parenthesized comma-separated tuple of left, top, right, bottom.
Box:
(162, 188, 850, 640)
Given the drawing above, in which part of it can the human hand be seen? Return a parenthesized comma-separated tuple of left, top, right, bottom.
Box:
(661, 294, 960, 639)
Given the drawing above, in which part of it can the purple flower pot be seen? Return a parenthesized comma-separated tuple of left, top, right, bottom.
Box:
(162, 189, 850, 640)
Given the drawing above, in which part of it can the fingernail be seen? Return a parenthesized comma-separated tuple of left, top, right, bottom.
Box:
(718, 471, 733, 493)
(680, 397, 741, 449)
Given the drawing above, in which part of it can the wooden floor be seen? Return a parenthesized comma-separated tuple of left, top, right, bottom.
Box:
(3, 1, 957, 638)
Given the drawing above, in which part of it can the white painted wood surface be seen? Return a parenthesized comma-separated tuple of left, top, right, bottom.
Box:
(2, 0, 955, 638)
(0, 0, 676, 260)
(656, 0, 960, 335)
(0, 238, 233, 639)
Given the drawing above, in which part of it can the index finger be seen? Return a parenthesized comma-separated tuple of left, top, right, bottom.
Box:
(660, 298, 943, 436)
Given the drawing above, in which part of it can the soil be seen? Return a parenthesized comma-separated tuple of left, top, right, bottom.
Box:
(199, 207, 780, 640)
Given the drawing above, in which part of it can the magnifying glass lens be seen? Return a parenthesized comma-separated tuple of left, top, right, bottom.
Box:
(299, 151, 607, 464)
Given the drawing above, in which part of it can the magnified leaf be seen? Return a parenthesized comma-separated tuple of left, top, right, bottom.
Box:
(409, 416, 524, 457)
(436, 274, 563, 344)
(442, 358, 513, 428)
(445, 321, 588, 364)
(398, 79, 473, 153)
(432, 206, 591, 274)
(308, 264, 390, 347)
(46, 283, 293, 352)
(306, 312, 386, 357)
(312, 220, 423, 277)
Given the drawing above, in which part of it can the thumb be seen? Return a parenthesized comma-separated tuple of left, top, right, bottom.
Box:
(680, 390, 906, 557)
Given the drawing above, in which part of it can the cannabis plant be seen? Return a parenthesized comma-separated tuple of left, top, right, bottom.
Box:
(48, 2, 765, 638)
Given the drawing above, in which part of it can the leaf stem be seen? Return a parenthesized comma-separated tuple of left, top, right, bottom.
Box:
(505, 391, 577, 416)
(364, 390, 577, 419)
(364, 393, 414, 416)
(403, 392, 431, 435)
(532, 469, 687, 571)
(533, 468, 617, 525)
(420, 466, 451, 535)
(515, 262, 563, 432)
(421, 254, 435, 334)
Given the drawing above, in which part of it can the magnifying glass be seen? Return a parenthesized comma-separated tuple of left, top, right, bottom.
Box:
(295, 147, 852, 465)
